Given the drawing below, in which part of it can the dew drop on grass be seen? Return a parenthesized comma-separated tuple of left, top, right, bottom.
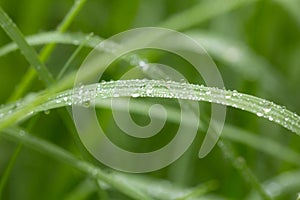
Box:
(263, 107, 271, 113)
(131, 93, 140, 98)
(225, 93, 232, 99)
(232, 90, 238, 97)
(83, 100, 91, 108)
(268, 116, 274, 121)
(44, 110, 50, 115)
(256, 112, 263, 117)
(19, 130, 25, 136)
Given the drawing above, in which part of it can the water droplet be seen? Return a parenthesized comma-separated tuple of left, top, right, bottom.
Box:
(83, 100, 91, 108)
(44, 110, 50, 115)
(268, 116, 274, 121)
(257, 112, 263, 117)
(225, 94, 232, 99)
(131, 93, 140, 98)
(263, 107, 271, 113)
(232, 90, 238, 97)
(284, 117, 289, 122)
(19, 130, 25, 136)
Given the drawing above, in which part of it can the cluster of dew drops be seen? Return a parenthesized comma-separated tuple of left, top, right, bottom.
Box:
(0, 79, 300, 135)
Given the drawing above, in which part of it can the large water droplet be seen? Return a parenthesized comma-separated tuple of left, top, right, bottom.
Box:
(256, 112, 263, 117)
(131, 93, 140, 98)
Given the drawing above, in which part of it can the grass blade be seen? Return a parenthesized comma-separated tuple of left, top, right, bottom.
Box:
(160, 0, 257, 30)
(0, 6, 53, 85)
(0, 79, 299, 137)
(0, 127, 153, 200)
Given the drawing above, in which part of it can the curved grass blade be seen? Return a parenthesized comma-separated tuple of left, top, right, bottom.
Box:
(0, 31, 291, 104)
(0, 79, 299, 136)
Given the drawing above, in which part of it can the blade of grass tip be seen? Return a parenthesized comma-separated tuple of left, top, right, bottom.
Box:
(0, 144, 22, 200)
(160, 0, 257, 31)
(7, 0, 88, 101)
(0, 127, 153, 200)
(57, 32, 94, 80)
(0, 6, 53, 86)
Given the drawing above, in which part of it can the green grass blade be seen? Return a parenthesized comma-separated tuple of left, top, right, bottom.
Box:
(246, 170, 300, 199)
(0, 127, 153, 200)
(0, 144, 22, 199)
(0, 31, 290, 103)
(7, 0, 88, 100)
(0, 32, 99, 57)
(0, 6, 53, 85)
(0, 79, 299, 137)
(160, 0, 257, 30)
(57, 33, 94, 80)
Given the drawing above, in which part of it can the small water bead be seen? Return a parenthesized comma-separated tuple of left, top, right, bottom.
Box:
(44, 110, 50, 115)
(205, 91, 211, 95)
(256, 112, 263, 117)
(225, 93, 232, 99)
(19, 130, 25, 136)
(131, 93, 140, 98)
(83, 100, 91, 108)
(232, 90, 238, 97)
(263, 107, 271, 113)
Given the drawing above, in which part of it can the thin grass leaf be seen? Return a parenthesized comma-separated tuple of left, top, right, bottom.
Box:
(8, 0, 88, 101)
(0, 6, 53, 85)
(57, 33, 94, 80)
(1, 31, 292, 104)
(0, 127, 153, 200)
(91, 98, 300, 166)
(246, 170, 300, 199)
(160, 0, 257, 30)
(0, 144, 22, 199)
(98, 173, 218, 200)
(223, 125, 300, 166)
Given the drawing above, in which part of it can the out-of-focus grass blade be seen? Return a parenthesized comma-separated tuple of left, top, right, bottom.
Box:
(246, 170, 300, 199)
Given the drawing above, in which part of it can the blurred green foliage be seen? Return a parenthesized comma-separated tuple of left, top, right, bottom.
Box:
(0, 0, 300, 199)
